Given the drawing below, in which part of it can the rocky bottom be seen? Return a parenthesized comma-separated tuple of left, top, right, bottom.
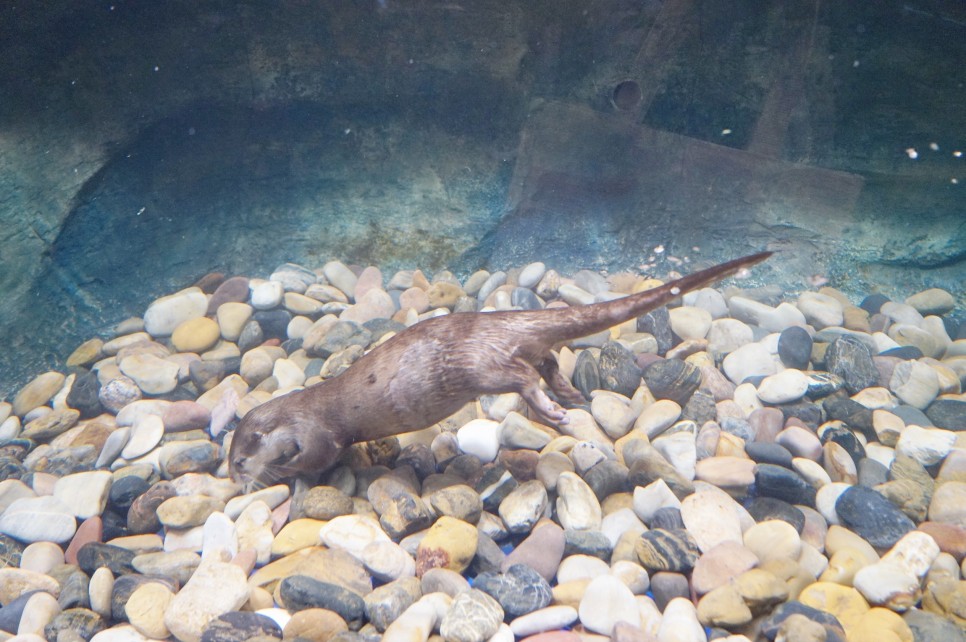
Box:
(0, 257, 965, 642)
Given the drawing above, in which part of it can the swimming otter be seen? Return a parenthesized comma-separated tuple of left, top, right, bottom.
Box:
(229, 251, 770, 487)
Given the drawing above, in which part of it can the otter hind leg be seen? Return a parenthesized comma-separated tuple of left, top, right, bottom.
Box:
(505, 358, 571, 426)
(536, 357, 586, 406)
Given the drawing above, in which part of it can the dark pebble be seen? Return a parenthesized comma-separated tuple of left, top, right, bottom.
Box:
(0, 438, 33, 460)
(720, 416, 754, 442)
(279, 575, 365, 624)
(760, 600, 846, 642)
(598, 342, 642, 398)
(280, 338, 303, 354)
(804, 371, 845, 398)
(66, 371, 103, 418)
(0, 456, 27, 482)
(77, 542, 135, 576)
(0, 590, 39, 634)
(903, 608, 966, 642)
(189, 360, 228, 393)
(634, 528, 699, 573)
(879, 345, 924, 360)
(362, 318, 407, 343)
(649, 571, 690, 611)
(101, 509, 129, 541)
(824, 336, 878, 395)
(475, 464, 518, 512)
(252, 309, 292, 340)
(474, 563, 552, 617)
(499, 449, 539, 482)
(237, 319, 264, 353)
(395, 444, 437, 480)
(835, 485, 915, 548)
(572, 350, 600, 402)
(755, 464, 816, 507)
(745, 497, 805, 533)
(303, 357, 325, 380)
(777, 326, 812, 370)
(642, 359, 700, 406)
(469, 532, 506, 576)
(127, 481, 177, 534)
(193, 271, 226, 294)
(582, 459, 629, 500)
(926, 398, 966, 431)
(44, 608, 105, 642)
(650, 507, 685, 531)
(562, 529, 612, 561)
(859, 293, 890, 315)
(58, 569, 91, 609)
(201, 611, 283, 642)
(511, 287, 542, 310)
(744, 442, 793, 468)
(823, 396, 875, 441)
(892, 405, 933, 427)
(109, 475, 151, 513)
(636, 306, 673, 355)
(442, 454, 480, 480)
(206, 276, 250, 314)
(681, 389, 716, 425)
(0, 533, 25, 568)
(161, 441, 221, 477)
(857, 457, 889, 487)
(33, 445, 98, 476)
(308, 320, 372, 358)
(820, 425, 865, 465)
(776, 400, 823, 430)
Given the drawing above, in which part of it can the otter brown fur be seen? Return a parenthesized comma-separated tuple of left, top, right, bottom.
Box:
(229, 252, 771, 487)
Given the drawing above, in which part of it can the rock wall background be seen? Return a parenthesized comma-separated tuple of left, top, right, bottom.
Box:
(1, 0, 963, 393)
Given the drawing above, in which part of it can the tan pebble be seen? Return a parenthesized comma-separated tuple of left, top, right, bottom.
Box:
(19, 542, 65, 574)
(163, 559, 250, 642)
(798, 581, 870, 633)
(89, 567, 114, 618)
(0, 568, 62, 603)
(284, 292, 324, 315)
(283, 607, 349, 642)
(216, 302, 253, 341)
(696, 583, 752, 628)
(691, 540, 760, 595)
(826, 525, 880, 565)
(126, 582, 174, 639)
(551, 579, 591, 609)
(171, 316, 221, 353)
(156, 495, 226, 529)
(733, 567, 789, 612)
(852, 607, 915, 642)
(66, 338, 105, 367)
(271, 518, 326, 557)
(743, 520, 801, 564)
(17, 591, 61, 636)
(13, 371, 66, 416)
(246, 586, 275, 611)
(820, 547, 870, 585)
(415, 516, 478, 575)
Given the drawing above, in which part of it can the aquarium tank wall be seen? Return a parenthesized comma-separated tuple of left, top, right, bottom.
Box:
(0, 0, 963, 389)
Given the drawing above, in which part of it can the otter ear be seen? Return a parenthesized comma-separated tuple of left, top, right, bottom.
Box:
(279, 434, 302, 460)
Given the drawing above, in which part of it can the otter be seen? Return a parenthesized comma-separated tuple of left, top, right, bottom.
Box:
(229, 251, 771, 488)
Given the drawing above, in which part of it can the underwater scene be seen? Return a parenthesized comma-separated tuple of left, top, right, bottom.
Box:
(0, 1, 964, 640)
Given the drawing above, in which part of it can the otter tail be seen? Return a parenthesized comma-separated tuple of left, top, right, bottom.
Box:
(540, 251, 773, 344)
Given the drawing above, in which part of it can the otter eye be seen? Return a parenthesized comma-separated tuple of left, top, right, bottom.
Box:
(233, 457, 247, 470)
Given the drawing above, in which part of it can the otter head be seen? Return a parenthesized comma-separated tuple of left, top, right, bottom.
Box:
(228, 393, 344, 490)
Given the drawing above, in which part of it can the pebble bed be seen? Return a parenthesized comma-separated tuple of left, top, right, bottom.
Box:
(0, 257, 965, 642)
